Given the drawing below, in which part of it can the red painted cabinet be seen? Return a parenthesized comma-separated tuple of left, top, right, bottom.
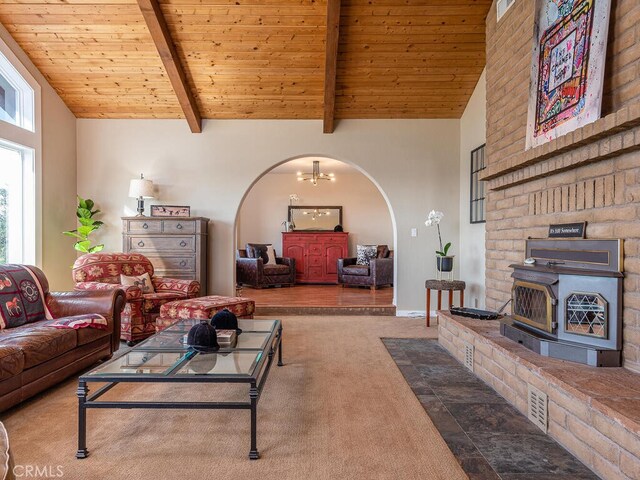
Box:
(282, 232, 348, 284)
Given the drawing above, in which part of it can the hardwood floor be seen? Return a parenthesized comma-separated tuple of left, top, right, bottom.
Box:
(240, 284, 395, 316)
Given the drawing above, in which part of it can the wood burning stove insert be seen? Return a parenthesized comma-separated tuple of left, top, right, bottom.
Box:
(502, 238, 624, 367)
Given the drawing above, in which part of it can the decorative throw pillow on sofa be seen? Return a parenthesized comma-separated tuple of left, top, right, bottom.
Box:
(245, 244, 257, 258)
(246, 243, 270, 264)
(120, 272, 155, 293)
(49, 314, 109, 330)
(247, 243, 277, 264)
(356, 245, 378, 266)
(377, 245, 390, 258)
(266, 245, 277, 265)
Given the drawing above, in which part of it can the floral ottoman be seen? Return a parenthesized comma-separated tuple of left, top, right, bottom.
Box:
(156, 295, 255, 332)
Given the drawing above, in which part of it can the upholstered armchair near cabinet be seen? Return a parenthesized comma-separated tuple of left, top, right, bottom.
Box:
(236, 246, 296, 288)
(338, 245, 394, 290)
(72, 253, 200, 344)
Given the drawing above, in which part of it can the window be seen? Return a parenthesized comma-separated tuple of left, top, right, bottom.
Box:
(497, 0, 516, 21)
(0, 37, 38, 266)
(0, 141, 35, 264)
(0, 49, 34, 131)
(470, 144, 486, 224)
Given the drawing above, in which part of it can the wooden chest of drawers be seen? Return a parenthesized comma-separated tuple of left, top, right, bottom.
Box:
(282, 232, 348, 284)
(122, 216, 209, 290)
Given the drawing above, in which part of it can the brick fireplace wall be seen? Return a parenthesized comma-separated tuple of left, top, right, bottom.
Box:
(483, 0, 640, 371)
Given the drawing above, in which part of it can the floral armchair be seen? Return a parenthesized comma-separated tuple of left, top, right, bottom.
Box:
(72, 253, 200, 344)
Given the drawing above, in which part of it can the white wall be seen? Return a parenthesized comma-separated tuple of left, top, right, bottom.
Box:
(0, 24, 77, 290)
(77, 119, 460, 311)
(239, 170, 394, 255)
(459, 70, 487, 308)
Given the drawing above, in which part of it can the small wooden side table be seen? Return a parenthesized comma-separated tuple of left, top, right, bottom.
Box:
(425, 279, 466, 327)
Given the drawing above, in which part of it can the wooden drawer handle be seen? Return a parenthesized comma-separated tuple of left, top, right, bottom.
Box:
(137, 241, 145, 247)
(176, 223, 183, 230)
(180, 240, 188, 247)
(142, 223, 149, 229)
(179, 260, 187, 267)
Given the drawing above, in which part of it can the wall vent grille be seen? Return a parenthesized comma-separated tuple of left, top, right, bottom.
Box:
(528, 384, 548, 433)
(497, 0, 516, 21)
(463, 342, 474, 371)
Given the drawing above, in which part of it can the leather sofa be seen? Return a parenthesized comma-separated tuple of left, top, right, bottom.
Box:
(337, 246, 394, 290)
(0, 265, 125, 412)
(236, 248, 295, 288)
(72, 253, 200, 344)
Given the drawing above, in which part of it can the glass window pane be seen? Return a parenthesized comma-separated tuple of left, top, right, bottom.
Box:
(471, 172, 476, 199)
(470, 145, 486, 223)
(0, 142, 35, 264)
(0, 50, 34, 131)
(0, 178, 6, 264)
(0, 145, 21, 264)
(0, 78, 17, 124)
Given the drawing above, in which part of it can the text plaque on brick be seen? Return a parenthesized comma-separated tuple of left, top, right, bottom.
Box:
(548, 222, 586, 238)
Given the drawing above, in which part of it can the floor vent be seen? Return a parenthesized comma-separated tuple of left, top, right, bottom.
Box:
(528, 385, 548, 433)
(463, 342, 474, 371)
(497, 0, 516, 21)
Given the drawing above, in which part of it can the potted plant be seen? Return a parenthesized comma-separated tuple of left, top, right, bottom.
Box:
(425, 210, 453, 272)
(63, 196, 105, 254)
(287, 193, 299, 231)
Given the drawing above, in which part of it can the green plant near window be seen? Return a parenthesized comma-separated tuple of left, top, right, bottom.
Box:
(63, 196, 105, 254)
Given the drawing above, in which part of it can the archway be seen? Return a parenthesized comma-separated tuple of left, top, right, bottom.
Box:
(233, 154, 398, 310)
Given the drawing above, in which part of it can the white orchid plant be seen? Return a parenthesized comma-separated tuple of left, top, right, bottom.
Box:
(425, 210, 452, 257)
(287, 194, 300, 230)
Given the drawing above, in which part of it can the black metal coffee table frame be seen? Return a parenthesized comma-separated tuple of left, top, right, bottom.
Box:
(76, 320, 283, 460)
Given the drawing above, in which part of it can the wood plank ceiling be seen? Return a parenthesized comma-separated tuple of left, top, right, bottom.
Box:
(0, 0, 491, 130)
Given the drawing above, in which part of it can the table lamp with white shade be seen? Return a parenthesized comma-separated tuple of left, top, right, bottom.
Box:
(128, 174, 155, 216)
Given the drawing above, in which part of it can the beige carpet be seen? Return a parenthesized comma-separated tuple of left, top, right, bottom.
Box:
(2, 316, 467, 480)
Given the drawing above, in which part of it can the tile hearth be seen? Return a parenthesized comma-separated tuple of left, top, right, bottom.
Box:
(384, 338, 598, 480)
(438, 312, 640, 480)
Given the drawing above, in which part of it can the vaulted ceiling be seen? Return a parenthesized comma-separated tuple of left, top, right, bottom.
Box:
(0, 0, 491, 132)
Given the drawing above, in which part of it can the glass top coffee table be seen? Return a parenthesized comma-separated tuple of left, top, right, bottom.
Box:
(76, 319, 283, 460)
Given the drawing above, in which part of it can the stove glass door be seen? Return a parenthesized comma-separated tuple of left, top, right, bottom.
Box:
(565, 293, 608, 339)
(512, 281, 554, 333)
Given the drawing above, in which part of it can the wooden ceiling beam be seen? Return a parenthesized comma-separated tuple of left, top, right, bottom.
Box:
(136, 0, 201, 133)
(323, 0, 341, 134)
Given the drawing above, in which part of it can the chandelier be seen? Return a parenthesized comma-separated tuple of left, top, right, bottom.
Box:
(302, 209, 332, 221)
(296, 160, 335, 186)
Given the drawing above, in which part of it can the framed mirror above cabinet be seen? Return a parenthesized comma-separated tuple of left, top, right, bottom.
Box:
(288, 206, 342, 231)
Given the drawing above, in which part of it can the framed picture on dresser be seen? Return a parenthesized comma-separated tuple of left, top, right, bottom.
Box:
(150, 205, 191, 217)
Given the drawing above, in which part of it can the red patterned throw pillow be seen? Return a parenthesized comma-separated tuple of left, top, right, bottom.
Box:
(49, 314, 108, 330)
